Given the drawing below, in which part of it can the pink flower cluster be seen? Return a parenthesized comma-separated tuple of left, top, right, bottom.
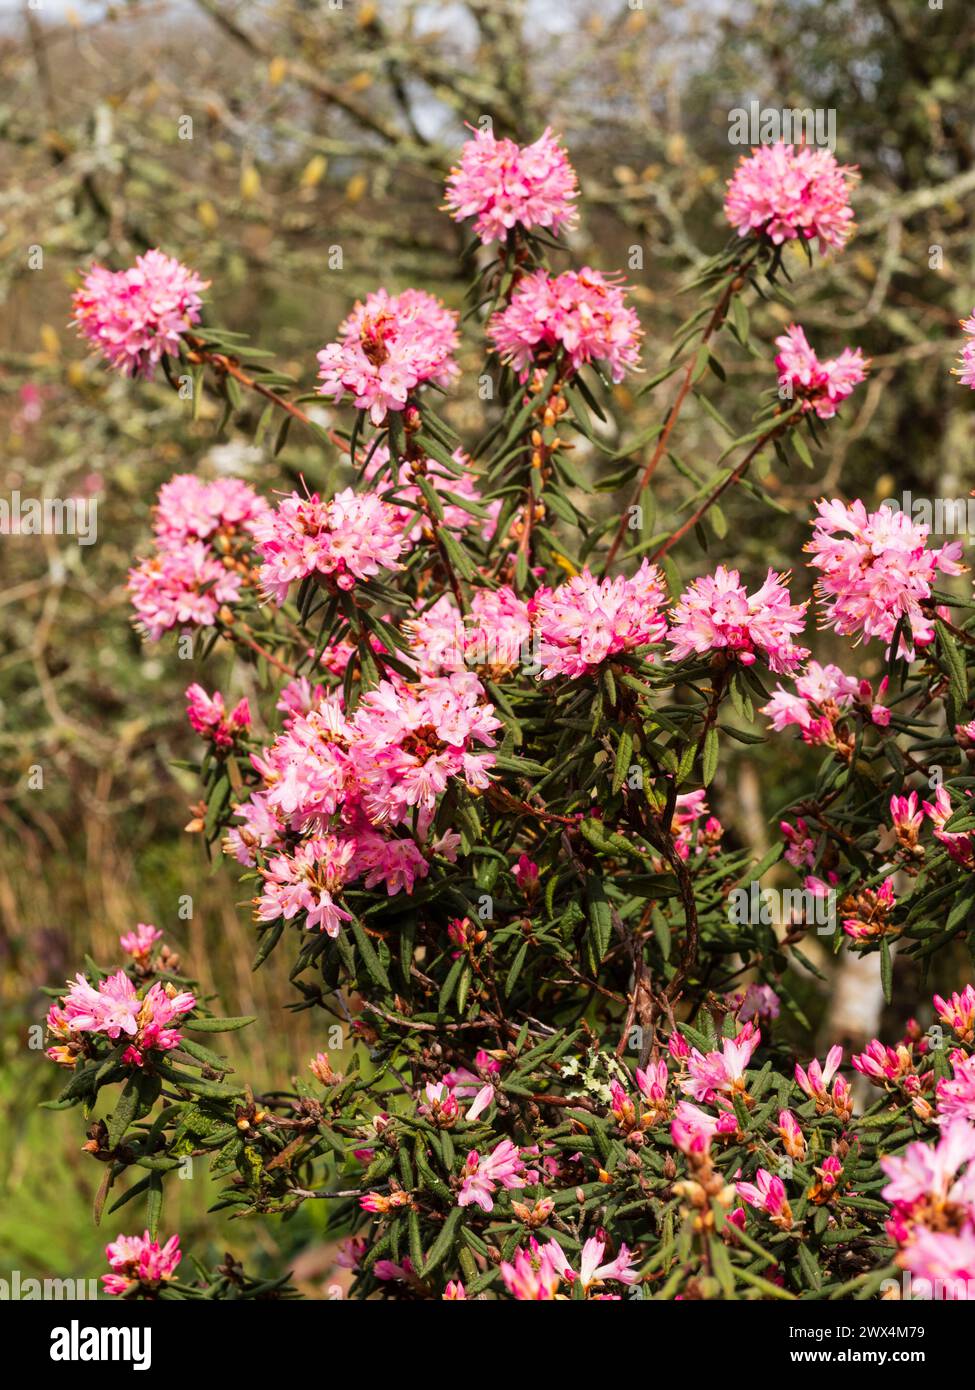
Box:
(668, 566, 808, 674)
(774, 324, 869, 419)
(72, 250, 208, 379)
(935, 985, 975, 1045)
(406, 587, 534, 678)
(500, 1235, 636, 1300)
(762, 659, 890, 747)
(671, 1099, 737, 1156)
(458, 1138, 527, 1212)
(669, 789, 724, 862)
(103, 1231, 181, 1297)
(852, 1032, 931, 1097)
(681, 1022, 761, 1106)
(881, 1118, 975, 1294)
(724, 142, 857, 253)
(153, 473, 271, 543)
(230, 672, 499, 929)
(252, 487, 407, 602)
(119, 923, 163, 967)
(47, 968, 195, 1068)
(185, 683, 251, 750)
(444, 126, 578, 244)
(795, 1045, 853, 1120)
(316, 288, 459, 425)
(922, 786, 975, 870)
(420, 1053, 498, 1126)
(128, 474, 268, 641)
(128, 539, 243, 642)
(487, 267, 643, 383)
(806, 498, 965, 656)
(532, 561, 669, 678)
(736, 1168, 793, 1228)
(954, 310, 975, 389)
(937, 1052, 975, 1126)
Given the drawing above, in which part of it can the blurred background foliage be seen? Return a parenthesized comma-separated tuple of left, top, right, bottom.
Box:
(1, 0, 974, 1292)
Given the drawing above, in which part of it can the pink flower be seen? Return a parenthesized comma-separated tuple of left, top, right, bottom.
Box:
(349, 673, 500, 824)
(636, 1060, 669, 1105)
(256, 835, 357, 937)
(936, 1051, 975, 1124)
(359, 1190, 409, 1215)
(73, 250, 208, 378)
(852, 1038, 920, 1089)
(512, 853, 540, 893)
(777, 1109, 806, 1160)
(316, 287, 459, 424)
(923, 787, 975, 870)
(954, 310, 975, 389)
(253, 488, 406, 603)
(762, 662, 890, 750)
(934, 985, 975, 1044)
(890, 791, 924, 847)
(119, 923, 163, 965)
(102, 1230, 181, 1296)
(499, 1242, 561, 1300)
(729, 983, 781, 1024)
(736, 1168, 793, 1228)
(542, 1235, 638, 1290)
(779, 818, 817, 871)
(774, 324, 869, 419)
(814, 1154, 844, 1195)
(464, 587, 534, 673)
(444, 126, 578, 244)
(805, 498, 966, 657)
(336, 1236, 367, 1271)
(421, 1081, 460, 1124)
(795, 1044, 846, 1112)
(128, 538, 242, 641)
(153, 474, 270, 543)
(374, 1256, 416, 1283)
(671, 1100, 725, 1156)
(681, 1023, 760, 1104)
(609, 1078, 637, 1129)
(882, 1116, 975, 1210)
(55, 969, 195, 1067)
(724, 142, 857, 253)
(457, 1139, 527, 1212)
(185, 684, 251, 750)
(532, 561, 668, 678)
(442, 1280, 467, 1300)
(487, 267, 643, 383)
(668, 567, 808, 675)
(899, 1224, 975, 1295)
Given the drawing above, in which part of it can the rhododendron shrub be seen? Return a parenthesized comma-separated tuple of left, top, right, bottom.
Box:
(47, 130, 975, 1303)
